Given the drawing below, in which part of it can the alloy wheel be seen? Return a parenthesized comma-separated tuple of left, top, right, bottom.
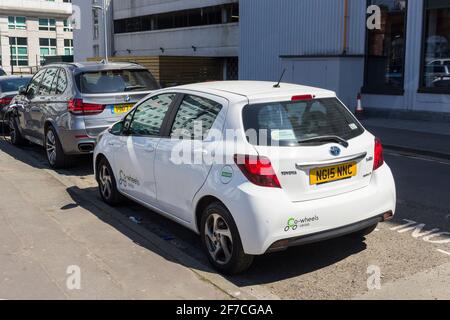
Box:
(99, 164, 113, 200)
(46, 130, 57, 165)
(204, 213, 234, 265)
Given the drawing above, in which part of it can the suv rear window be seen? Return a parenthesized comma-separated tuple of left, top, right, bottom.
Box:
(76, 69, 159, 94)
(242, 98, 364, 146)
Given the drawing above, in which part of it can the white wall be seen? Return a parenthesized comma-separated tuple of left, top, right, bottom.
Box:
(114, 23, 239, 57)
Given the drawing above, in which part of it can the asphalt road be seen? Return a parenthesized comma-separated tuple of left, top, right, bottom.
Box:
(0, 140, 449, 299)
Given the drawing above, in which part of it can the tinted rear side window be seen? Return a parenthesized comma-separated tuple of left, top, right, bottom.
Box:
(0, 77, 31, 92)
(242, 98, 364, 146)
(76, 69, 159, 94)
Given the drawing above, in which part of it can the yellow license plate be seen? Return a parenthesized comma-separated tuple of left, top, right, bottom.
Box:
(113, 104, 134, 114)
(310, 162, 357, 185)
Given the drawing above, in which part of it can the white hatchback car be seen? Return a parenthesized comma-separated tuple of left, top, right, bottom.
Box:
(94, 81, 396, 274)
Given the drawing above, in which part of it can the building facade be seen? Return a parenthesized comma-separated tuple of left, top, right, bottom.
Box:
(240, 0, 450, 115)
(73, 0, 240, 82)
(72, 0, 113, 63)
(0, 0, 73, 74)
(112, 0, 240, 81)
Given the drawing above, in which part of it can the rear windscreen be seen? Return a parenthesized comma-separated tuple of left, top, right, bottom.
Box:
(76, 69, 159, 94)
(0, 77, 31, 93)
(242, 98, 364, 146)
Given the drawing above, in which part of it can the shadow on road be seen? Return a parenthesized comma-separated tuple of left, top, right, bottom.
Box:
(0, 139, 93, 177)
(65, 182, 370, 286)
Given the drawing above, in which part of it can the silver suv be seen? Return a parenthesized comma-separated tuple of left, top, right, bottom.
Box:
(7, 62, 159, 168)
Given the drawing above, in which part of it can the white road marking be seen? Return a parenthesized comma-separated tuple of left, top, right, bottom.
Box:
(437, 249, 450, 257)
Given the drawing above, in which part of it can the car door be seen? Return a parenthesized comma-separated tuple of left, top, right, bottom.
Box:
(30, 67, 59, 141)
(112, 93, 177, 204)
(17, 69, 46, 136)
(154, 92, 228, 223)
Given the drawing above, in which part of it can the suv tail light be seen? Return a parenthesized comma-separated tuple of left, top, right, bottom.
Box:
(0, 97, 13, 107)
(68, 99, 105, 116)
(373, 138, 384, 171)
(234, 155, 281, 188)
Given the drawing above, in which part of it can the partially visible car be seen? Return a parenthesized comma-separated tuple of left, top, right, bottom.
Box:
(0, 75, 32, 124)
(428, 58, 450, 66)
(424, 65, 450, 87)
(0, 67, 7, 77)
(7, 62, 160, 168)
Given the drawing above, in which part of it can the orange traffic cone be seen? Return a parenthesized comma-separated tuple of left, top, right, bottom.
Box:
(355, 93, 364, 119)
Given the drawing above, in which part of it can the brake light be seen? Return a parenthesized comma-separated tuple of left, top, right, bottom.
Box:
(234, 155, 281, 188)
(68, 99, 105, 116)
(374, 138, 384, 171)
(292, 94, 314, 101)
(0, 97, 13, 106)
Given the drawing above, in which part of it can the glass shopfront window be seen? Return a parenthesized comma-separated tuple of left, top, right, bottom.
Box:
(364, 0, 407, 94)
(420, 0, 450, 91)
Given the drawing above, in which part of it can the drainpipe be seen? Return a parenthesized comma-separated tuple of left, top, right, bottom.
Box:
(343, 0, 349, 55)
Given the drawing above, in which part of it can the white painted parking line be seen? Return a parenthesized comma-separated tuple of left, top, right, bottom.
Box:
(437, 249, 450, 257)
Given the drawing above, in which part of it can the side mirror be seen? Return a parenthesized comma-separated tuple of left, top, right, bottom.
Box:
(19, 86, 27, 95)
(109, 121, 124, 135)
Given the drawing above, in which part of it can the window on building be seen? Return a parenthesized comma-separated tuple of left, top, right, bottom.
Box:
(9, 37, 28, 66)
(64, 19, 73, 32)
(39, 18, 56, 31)
(8, 16, 26, 30)
(420, 0, 450, 91)
(364, 0, 407, 94)
(40, 38, 57, 64)
(64, 39, 74, 56)
(114, 3, 238, 34)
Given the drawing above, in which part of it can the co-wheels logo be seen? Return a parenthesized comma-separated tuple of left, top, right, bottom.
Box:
(284, 215, 319, 232)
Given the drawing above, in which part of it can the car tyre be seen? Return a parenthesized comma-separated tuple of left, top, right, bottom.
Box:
(97, 157, 124, 206)
(201, 202, 254, 275)
(8, 115, 26, 146)
(44, 126, 72, 169)
(351, 223, 378, 238)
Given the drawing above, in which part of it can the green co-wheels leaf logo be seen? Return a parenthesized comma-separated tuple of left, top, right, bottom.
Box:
(284, 215, 320, 232)
(285, 218, 298, 232)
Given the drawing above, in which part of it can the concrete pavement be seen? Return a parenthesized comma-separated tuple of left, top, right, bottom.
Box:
(0, 143, 230, 300)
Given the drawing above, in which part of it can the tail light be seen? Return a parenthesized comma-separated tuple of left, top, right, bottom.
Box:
(0, 97, 13, 107)
(68, 99, 105, 116)
(373, 138, 384, 171)
(234, 155, 281, 188)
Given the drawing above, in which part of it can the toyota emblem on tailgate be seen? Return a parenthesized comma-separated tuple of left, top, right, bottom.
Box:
(330, 146, 341, 157)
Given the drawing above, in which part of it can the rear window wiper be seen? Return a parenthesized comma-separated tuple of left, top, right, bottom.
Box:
(298, 135, 349, 148)
(124, 85, 148, 92)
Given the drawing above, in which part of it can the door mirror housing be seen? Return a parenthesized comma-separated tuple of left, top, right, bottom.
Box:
(109, 121, 124, 135)
(26, 87, 36, 99)
(18, 86, 27, 95)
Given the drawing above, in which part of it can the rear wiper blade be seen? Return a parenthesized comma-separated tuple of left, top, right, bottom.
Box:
(298, 135, 349, 148)
(124, 85, 147, 92)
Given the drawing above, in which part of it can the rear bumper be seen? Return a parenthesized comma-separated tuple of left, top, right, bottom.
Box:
(222, 164, 396, 255)
(57, 126, 108, 155)
(266, 212, 392, 253)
